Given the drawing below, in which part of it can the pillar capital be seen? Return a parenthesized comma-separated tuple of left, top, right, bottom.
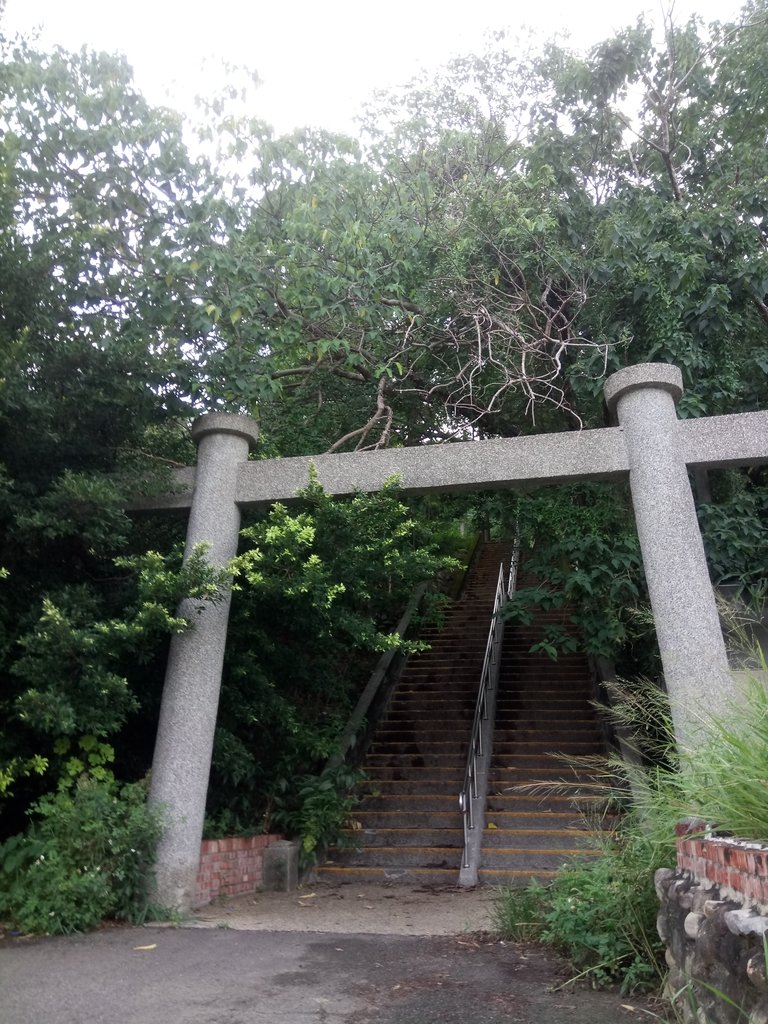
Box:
(604, 363, 683, 419)
(191, 412, 259, 448)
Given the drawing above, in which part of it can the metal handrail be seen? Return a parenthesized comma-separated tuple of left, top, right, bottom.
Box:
(458, 563, 507, 866)
(459, 538, 520, 877)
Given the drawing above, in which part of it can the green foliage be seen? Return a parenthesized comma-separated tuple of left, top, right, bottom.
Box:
(698, 478, 768, 594)
(2, 545, 229, 803)
(0, 776, 163, 934)
(500, 484, 653, 667)
(494, 827, 673, 991)
(490, 880, 549, 941)
(205, 477, 458, 834)
(0, 35, 217, 830)
(269, 765, 364, 868)
(685, 678, 768, 841)
(0, 1, 766, 920)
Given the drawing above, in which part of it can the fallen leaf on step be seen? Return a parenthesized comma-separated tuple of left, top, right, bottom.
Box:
(487, 822, 498, 829)
(621, 1006, 636, 1012)
(133, 944, 157, 951)
(298, 892, 316, 899)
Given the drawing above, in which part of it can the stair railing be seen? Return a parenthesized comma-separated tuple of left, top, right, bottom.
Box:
(458, 539, 519, 886)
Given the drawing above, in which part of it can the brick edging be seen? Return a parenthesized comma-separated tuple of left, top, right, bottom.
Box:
(675, 819, 768, 913)
(194, 834, 283, 907)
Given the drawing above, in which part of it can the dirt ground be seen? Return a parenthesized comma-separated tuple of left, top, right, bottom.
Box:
(187, 879, 498, 935)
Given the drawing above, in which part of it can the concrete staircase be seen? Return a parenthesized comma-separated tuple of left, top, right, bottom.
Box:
(316, 548, 609, 887)
(316, 541, 515, 885)
(481, 577, 608, 885)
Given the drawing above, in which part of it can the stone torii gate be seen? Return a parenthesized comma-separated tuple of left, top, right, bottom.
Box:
(140, 363, 768, 910)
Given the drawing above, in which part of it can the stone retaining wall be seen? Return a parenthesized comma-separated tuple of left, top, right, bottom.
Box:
(656, 822, 768, 1023)
(194, 834, 283, 907)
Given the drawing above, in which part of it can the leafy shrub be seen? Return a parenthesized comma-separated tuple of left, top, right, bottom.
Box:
(499, 484, 654, 668)
(0, 776, 163, 934)
(698, 479, 768, 594)
(269, 765, 365, 868)
(205, 475, 459, 831)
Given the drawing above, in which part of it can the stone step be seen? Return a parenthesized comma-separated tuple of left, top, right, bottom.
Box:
(360, 778, 464, 795)
(377, 723, 472, 734)
(313, 865, 460, 886)
(494, 703, 596, 716)
(493, 730, 602, 743)
(485, 793, 609, 813)
(340, 827, 464, 847)
(362, 775, 464, 788)
(491, 741, 604, 755)
(391, 686, 479, 695)
(477, 868, 558, 886)
(479, 848, 603, 871)
(481, 827, 603, 849)
(368, 741, 471, 754)
(352, 810, 465, 829)
(356, 794, 460, 811)
(365, 753, 469, 768)
(353, 809, 602, 830)
(489, 752, 603, 768)
(492, 716, 599, 727)
(324, 846, 462, 869)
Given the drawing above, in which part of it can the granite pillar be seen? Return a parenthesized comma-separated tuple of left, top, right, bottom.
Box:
(149, 412, 258, 911)
(604, 364, 737, 749)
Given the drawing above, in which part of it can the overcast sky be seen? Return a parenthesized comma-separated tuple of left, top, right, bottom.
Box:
(4, 0, 742, 134)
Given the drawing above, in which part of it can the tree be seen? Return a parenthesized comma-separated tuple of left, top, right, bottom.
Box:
(0, 37, 220, 824)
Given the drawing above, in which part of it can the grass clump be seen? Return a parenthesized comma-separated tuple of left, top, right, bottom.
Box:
(685, 677, 768, 841)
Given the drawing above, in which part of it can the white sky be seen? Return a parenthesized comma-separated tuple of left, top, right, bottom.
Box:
(4, 0, 743, 135)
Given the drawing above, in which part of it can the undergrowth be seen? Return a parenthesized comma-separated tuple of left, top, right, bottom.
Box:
(0, 775, 163, 934)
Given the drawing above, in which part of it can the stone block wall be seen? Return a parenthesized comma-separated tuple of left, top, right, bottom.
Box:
(194, 834, 283, 907)
(656, 822, 768, 1024)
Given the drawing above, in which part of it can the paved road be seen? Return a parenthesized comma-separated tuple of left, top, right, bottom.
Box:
(1, 926, 660, 1024)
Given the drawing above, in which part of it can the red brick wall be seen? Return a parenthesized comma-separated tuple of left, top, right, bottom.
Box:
(194, 834, 283, 908)
(676, 820, 768, 912)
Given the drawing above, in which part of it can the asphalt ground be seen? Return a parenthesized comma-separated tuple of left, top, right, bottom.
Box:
(1, 925, 667, 1024)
